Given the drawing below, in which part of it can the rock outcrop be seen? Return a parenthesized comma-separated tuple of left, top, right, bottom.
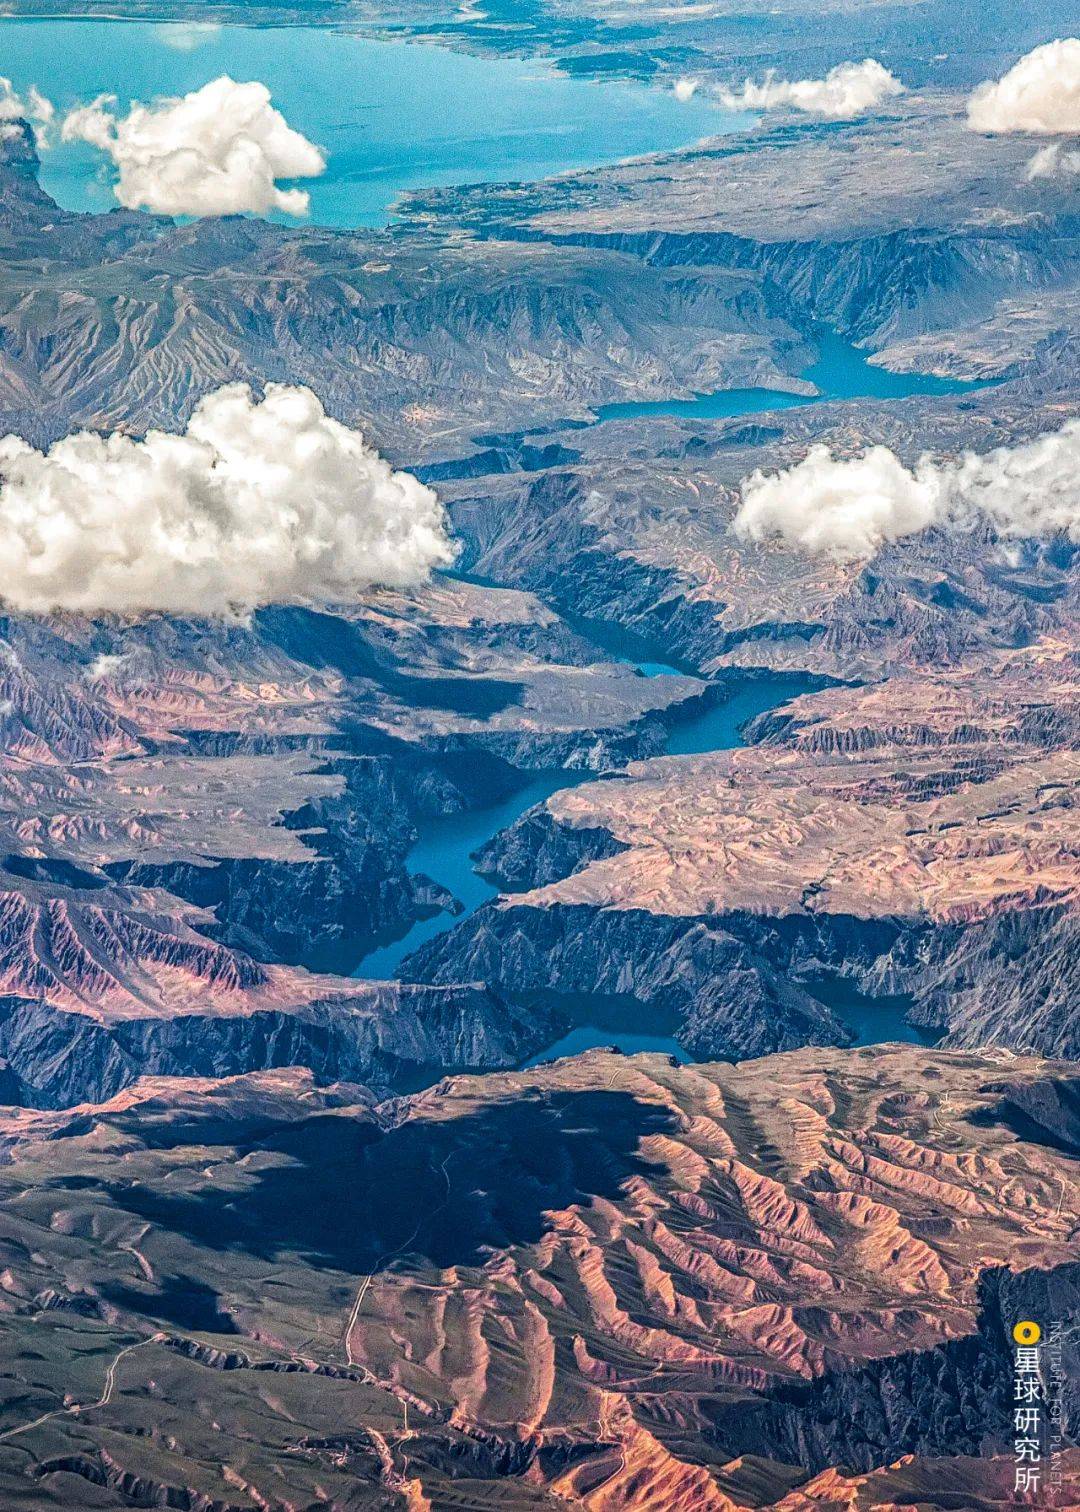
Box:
(407, 649, 1080, 1059)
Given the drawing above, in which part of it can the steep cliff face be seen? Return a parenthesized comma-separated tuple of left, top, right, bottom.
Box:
(105, 747, 463, 972)
(0, 981, 545, 1108)
(0, 1048, 1074, 1508)
(474, 804, 628, 891)
(712, 1262, 1080, 1473)
(406, 651, 1080, 1060)
(407, 900, 853, 1056)
(984, 1071, 1080, 1153)
(899, 907, 1080, 1059)
(516, 218, 1079, 352)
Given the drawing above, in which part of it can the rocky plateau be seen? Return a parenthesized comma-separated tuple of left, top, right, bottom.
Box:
(0, 9, 1073, 1504)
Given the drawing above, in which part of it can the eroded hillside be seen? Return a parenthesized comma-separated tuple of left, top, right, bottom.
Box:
(0, 1047, 1075, 1507)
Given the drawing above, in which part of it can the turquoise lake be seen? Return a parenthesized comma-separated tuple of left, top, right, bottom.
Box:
(1, 16, 949, 1063)
(592, 327, 993, 424)
(0, 18, 737, 226)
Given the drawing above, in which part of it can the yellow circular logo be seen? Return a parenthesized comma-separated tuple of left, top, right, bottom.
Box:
(1013, 1321, 1041, 1346)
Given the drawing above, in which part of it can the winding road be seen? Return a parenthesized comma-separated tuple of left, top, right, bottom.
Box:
(344, 1150, 457, 1367)
(0, 1334, 162, 1446)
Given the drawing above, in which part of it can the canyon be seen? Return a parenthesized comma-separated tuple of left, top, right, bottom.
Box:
(410, 646, 1080, 1058)
(0, 12, 1074, 1505)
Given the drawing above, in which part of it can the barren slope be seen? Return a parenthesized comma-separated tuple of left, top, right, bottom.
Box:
(410, 646, 1080, 1057)
(0, 1048, 1074, 1507)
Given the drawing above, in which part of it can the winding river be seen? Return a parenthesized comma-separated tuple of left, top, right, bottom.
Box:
(6, 16, 978, 1059)
(354, 638, 937, 1060)
(356, 663, 815, 986)
(352, 337, 982, 1062)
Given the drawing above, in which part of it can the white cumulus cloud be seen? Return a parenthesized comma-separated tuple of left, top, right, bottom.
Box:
(84, 652, 134, 682)
(0, 383, 456, 617)
(733, 421, 1080, 561)
(712, 59, 905, 121)
(61, 75, 325, 217)
(734, 444, 943, 559)
(967, 39, 1080, 135)
(0, 77, 54, 149)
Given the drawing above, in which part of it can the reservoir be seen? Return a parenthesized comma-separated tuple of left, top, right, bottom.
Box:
(0, 18, 738, 226)
(4, 17, 953, 1064)
(591, 327, 993, 425)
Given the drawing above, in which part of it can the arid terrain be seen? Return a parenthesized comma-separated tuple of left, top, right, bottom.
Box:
(414, 646, 1080, 1058)
(0, 1, 1074, 1504)
(0, 1047, 1075, 1508)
